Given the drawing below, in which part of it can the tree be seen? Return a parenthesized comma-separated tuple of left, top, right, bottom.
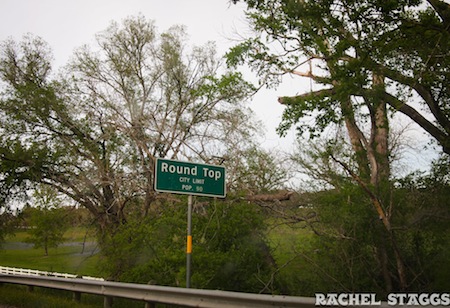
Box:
(281, 137, 450, 295)
(228, 0, 449, 293)
(0, 209, 16, 248)
(227, 146, 289, 194)
(229, 0, 450, 154)
(0, 16, 257, 237)
(25, 186, 69, 256)
(98, 197, 276, 293)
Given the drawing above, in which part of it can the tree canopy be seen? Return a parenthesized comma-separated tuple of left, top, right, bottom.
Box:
(0, 15, 294, 293)
(0, 16, 258, 232)
(229, 0, 450, 155)
(24, 186, 69, 256)
(228, 0, 450, 294)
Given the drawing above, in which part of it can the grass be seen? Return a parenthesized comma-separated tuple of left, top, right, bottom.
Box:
(0, 284, 101, 308)
(266, 219, 320, 296)
(1, 227, 101, 277)
(267, 218, 315, 262)
(0, 227, 107, 307)
(0, 284, 151, 308)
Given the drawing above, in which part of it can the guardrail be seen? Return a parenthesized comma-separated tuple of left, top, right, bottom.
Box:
(0, 273, 316, 308)
(0, 266, 104, 281)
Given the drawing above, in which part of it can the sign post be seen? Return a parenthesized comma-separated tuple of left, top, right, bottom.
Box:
(154, 158, 226, 288)
(186, 195, 193, 288)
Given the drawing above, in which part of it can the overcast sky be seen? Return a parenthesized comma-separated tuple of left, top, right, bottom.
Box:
(0, 0, 440, 177)
(0, 0, 248, 64)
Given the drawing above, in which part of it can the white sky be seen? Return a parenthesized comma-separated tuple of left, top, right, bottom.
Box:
(0, 0, 440, 179)
(0, 0, 246, 64)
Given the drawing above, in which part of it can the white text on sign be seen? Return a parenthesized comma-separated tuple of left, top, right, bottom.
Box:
(160, 162, 222, 180)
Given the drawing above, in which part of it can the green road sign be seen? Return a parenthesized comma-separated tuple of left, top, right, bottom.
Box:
(155, 158, 226, 198)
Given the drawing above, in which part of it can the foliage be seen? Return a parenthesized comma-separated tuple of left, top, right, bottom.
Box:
(0, 16, 259, 238)
(227, 146, 289, 194)
(23, 187, 70, 255)
(311, 185, 398, 294)
(229, 0, 450, 294)
(281, 141, 450, 296)
(25, 207, 68, 256)
(98, 197, 277, 293)
(192, 199, 275, 292)
(0, 15, 298, 291)
(228, 0, 450, 155)
(0, 208, 16, 248)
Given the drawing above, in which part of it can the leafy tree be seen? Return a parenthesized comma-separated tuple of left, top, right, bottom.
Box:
(0, 209, 16, 248)
(0, 16, 293, 286)
(192, 199, 275, 293)
(228, 0, 450, 293)
(98, 197, 277, 293)
(25, 186, 69, 256)
(0, 16, 257, 237)
(275, 140, 450, 296)
(227, 146, 289, 194)
(229, 0, 450, 154)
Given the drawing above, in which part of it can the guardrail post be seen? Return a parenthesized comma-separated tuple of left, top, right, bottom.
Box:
(104, 295, 113, 308)
(27, 285, 34, 292)
(73, 291, 81, 302)
(145, 302, 156, 308)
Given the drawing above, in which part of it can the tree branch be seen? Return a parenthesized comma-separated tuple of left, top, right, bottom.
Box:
(329, 154, 392, 232)
(381, 91, 450, 155)
(278, 88, 334, 105)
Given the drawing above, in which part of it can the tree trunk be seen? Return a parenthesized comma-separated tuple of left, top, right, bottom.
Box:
(338, 73, 409, 292)
(368, 74, 408, 291)
(377, 237, 393, 294)
(340, 98, 371, 180)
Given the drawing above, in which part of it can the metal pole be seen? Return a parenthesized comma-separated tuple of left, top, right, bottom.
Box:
(186, 195, 193, 288)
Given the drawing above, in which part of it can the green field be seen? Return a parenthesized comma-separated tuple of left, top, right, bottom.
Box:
(1, 227, 101, 277)
(0, 227, 106, 307)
